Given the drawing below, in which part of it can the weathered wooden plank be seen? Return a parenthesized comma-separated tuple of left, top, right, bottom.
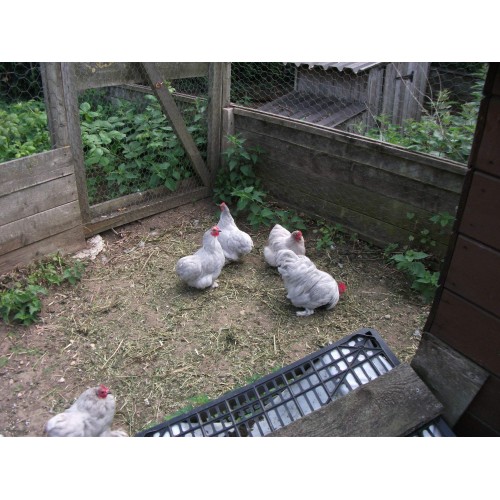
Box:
(429, 289, 500, 376)
(0, 201, 82, 256)
(475, 96, 500, 177)
(446, 235, 500, 318)
(0, 174, 78, 226)
(74, 62, 209, 91)
(459, 171, 500, 251)
(256, 157, 451, 250)
(40, 63, 70, 148)
(233, 107, 467, 181)
(61, 63, 91, 224)
(410, 332, 489, 426)
(242, 128, 460, 216)
(458, 374, 500, 433)
(0, 226, 85, 276)
(0, 147, 72, 188)
(268, 363, 443, 437)
(454, 412, 500, 437)
(83, 187, 211, 237)
(141, 62, 211, 187)
(207, 63, 224, 186)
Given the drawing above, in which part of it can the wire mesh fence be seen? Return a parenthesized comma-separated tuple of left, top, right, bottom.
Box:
(76, 67, 209, 208)
(230, 62, 488, 164)
(0, 62, 51, 163)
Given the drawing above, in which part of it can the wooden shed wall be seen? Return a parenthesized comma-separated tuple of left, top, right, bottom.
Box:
(0, 147, 85, 275)
(424, 63, 500, 436)
(232, 107, 466, 253)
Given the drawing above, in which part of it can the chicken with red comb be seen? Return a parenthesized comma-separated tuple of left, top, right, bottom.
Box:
(264, 224, 306, 267)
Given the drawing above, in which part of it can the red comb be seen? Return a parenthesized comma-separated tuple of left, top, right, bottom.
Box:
(338, 282, 347, 294)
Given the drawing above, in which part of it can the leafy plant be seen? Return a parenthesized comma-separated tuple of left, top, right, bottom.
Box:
(385, 211, 455, 302)
(0, 99, 50, 162)
(0, 284, 47, 325)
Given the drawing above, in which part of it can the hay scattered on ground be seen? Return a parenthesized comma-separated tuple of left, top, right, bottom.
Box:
(0, 199, 429, 436)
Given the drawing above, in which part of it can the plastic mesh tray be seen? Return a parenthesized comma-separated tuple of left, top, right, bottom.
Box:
(410, 417, 455, 437)
(136, 327, 400, 437)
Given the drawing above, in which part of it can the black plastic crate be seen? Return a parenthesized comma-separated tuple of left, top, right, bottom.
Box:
(410, 417, 455, 437)
(136, 327, 401, 437)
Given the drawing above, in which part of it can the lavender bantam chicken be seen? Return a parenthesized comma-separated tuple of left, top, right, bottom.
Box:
(264, 224, 305, 267)
(276, 249, 346, 316)
(216, 202, 253, 264)
(44, 384, 128, 437)
(175, 226, 225, 289)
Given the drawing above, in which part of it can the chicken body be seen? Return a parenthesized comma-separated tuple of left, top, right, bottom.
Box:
(276, 249, 344, 316)
(175, 226, 225, 289)
(216, 202, 253, 263)
(45, 385, 125, 437)
(264, 224, 305, 267)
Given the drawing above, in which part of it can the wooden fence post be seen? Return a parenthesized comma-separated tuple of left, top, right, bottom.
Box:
(60, 63, 91, 225)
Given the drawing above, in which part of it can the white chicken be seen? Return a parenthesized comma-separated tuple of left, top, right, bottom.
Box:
(216, 202, 253, 264)
(276, 249, 346, 317)
(175, 226, 225, 289)
(263, 224, 305, 267)
(44, 384, 128, 437)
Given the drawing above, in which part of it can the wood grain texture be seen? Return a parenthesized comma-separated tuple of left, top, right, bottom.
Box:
(459, 171, 500, 251)
(0, 226, 85, 276)
(0, 201, 82, 256)
(429, 289, 500, 376)
(475, 96, 500, 177)
(268, 363, 443, 437)
(445, 234, 500, 318)
(411, 332, 488, 426)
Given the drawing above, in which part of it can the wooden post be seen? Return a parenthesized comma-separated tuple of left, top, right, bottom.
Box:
(60, 63, 91, 225)
(207, 63, 225, 186)
(40, 63, 70, 148)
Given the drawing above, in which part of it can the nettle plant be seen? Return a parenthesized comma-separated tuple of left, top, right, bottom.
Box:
(213, 134, 306, 231)
(0, 254, 85, 326)
(387, 211, 455, 303)
(79, 91, 207, 204)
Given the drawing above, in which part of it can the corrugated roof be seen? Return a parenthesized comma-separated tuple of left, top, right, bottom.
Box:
(291, 62, 384, 73)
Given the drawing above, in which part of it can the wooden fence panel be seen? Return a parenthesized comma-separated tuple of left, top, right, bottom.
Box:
(233, 108, 466, 250)
(0, 147, 85, 275)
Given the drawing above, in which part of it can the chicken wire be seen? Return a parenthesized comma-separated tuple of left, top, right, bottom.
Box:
(137, 328, 408, 437)
(0, 62, 51, 163)
(77, 67, 209, 207)
(230, 62, 487, 164)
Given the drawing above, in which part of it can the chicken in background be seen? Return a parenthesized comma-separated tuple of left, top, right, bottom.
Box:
(263, 224, 305, 267)
(216, 202, 254, 264)
(175, 226, 225, 289)
(44, 384, 128, 437)
(276, 249, 346, 317)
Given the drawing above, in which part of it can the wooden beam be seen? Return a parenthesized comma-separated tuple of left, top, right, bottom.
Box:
(207, 63, 224, 186)
(268, 363, 444, 437)
(83, 187, 211, 236)
(60, 63, 91, 224)
(411, 332, 489, 426)
(141, 62, 211, 187)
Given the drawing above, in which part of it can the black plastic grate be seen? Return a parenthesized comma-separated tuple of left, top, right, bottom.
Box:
(136, 328, 401, 437)
(410, 417, 455, 437)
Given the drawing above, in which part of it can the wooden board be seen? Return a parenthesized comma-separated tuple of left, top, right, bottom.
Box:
(243, 129, 461, 215)
(0, 174, 78, 227)
(475, 96, 500, 176)
(0, 201, 82, 256)
(429, 289, 500, 376)
(268, 363, 443, 437)
(459, 171, 500, 251)
(0, 226, 85, 276)
(83, 187, 211, 236)
(445, 235, 500, 318)
(74, 62, 209, 91)
(234, 107, 467, 183)
(411, 332, 488, 426)
(454, 412, 500, 437)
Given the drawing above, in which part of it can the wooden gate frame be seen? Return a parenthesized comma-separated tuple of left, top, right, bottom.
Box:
(41, 62, 228, 236)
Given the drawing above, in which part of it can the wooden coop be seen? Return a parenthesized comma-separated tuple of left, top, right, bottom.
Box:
(258, 62, 430, 131)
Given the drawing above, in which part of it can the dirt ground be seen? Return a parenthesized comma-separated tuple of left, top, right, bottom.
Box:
(0, 198, 430, 437)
